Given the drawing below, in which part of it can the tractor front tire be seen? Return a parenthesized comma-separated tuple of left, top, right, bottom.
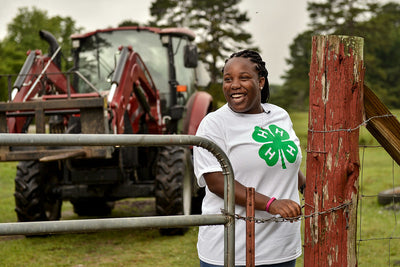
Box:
(155, 146, 193, 235)
(14, 160, 62, 222)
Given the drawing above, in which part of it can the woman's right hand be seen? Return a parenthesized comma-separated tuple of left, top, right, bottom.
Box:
(268, 199, 302, 219)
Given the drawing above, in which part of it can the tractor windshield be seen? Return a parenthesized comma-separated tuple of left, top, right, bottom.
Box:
(75, 30, 169, 95)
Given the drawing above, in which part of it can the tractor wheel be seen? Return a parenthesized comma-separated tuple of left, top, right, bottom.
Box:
(155, 146, 193, 235)
(71, 199, 115, 217)
(14, 160, 62, 222)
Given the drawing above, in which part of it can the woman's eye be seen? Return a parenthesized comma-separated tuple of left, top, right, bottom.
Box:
(224, 77, 232, 82)
(240, 76, 250, 80)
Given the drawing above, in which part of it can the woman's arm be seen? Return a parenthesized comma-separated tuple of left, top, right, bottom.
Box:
(204, 172, 301, 218)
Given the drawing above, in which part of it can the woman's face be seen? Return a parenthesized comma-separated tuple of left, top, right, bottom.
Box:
(223, 57, 265, 114)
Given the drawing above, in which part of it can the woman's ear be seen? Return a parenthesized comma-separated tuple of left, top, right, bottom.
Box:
(259, 77, 266, 90)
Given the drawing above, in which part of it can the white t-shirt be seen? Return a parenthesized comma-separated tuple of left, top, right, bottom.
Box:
(193, 103, 302, 266)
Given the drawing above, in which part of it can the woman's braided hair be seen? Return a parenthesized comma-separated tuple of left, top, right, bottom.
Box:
(222, 50, 270, 103)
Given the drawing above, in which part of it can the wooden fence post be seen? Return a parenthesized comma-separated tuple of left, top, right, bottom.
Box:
(304, 35, 364, 266)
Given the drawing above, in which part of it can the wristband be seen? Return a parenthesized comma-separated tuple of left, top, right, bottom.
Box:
(266, 197, 276, 213)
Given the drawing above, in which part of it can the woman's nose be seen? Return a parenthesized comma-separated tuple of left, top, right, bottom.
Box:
(231, 78, 240, 89)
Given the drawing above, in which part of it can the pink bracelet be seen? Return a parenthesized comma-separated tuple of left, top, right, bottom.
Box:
(266, 197, 276, 212)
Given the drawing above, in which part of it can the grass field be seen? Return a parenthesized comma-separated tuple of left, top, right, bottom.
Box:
(0, 164, 200, 266)
(0, 110, 399, 266)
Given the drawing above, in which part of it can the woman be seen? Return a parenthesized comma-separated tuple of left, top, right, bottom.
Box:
(193, 50, 306, 267)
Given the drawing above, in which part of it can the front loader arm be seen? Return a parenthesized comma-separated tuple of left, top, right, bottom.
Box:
(8, 49, 76, 133)
(107, 46, 162, 134)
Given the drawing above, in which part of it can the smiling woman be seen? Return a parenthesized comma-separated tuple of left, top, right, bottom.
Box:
(193, 50, 306, 267)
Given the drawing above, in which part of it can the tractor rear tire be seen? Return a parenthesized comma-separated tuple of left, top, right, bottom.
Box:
(155, 146, 193, 235)
(14, 160, 62, 222)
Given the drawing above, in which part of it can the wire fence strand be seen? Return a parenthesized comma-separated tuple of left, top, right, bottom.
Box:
(221, 201, 352, 224)
(308, 114, 396, 134)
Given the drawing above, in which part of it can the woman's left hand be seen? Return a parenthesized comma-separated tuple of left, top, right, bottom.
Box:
(268, 198, 302, 219)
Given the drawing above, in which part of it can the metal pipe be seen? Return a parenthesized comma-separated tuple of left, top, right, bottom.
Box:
(39, 30, 62, 69)
(73, 71, 101, 96)
(7, 75, 11, 101)
(0, 214, 226, 236)
(0, 133, 235, 266)
(111, 47, 129, 85)
(12, 51, 36, 91)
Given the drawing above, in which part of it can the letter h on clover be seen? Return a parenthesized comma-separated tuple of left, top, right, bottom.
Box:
(252, 125, 298, 169)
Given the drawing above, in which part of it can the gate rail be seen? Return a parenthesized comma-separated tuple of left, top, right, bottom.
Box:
(0, 134, 235, 266)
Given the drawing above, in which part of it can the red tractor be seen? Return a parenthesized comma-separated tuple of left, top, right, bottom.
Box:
(0, 26, 213, 234)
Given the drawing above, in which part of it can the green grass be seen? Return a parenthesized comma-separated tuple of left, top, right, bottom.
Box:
(0, 228, 199, 266)
(0, 162, 199, 266)
(0, 111, 399, 266)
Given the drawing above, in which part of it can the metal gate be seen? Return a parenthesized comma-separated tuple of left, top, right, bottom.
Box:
(0, 134, 235, 266)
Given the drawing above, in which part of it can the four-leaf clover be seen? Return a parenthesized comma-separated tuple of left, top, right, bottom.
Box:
(252, 125, 298, 169)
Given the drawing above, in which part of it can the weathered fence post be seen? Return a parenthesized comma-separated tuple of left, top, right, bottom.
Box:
(246, 187, 255, 267)
(304, 35, 364, 266)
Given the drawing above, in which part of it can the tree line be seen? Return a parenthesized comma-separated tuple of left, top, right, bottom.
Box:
(275, 0, 400, 110)
(0, 0, 399, 110)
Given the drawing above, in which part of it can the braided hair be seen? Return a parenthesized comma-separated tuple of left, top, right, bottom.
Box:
(222, 50, 270, 103)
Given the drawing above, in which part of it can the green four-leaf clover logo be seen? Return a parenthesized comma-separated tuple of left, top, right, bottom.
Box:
(252, 125, 298, 169)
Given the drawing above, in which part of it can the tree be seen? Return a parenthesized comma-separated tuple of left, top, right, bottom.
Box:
(281, 0, 400, 110)
(355, 2, 400, 108)
(118, 20, 141, 27)
(149, 0, 191, 27)
(0, 42, 26, 101)
(2, 7, 82, 69)
(149, 0, 257, 83)
(192, 0, 258, 83)
(307, 0, 377, 35)
(272, 31, 313, 111)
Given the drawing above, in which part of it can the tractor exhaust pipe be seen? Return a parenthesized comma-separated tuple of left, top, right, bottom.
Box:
(39, 29, 61, 68)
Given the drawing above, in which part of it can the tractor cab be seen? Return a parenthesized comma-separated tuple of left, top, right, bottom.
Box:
(70, 27, 200, 117)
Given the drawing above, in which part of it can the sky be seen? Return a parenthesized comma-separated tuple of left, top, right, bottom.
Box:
(1, 0, 311, 84)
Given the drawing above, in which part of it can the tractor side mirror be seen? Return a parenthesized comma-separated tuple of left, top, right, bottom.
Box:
(184, 44, 198, 68)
